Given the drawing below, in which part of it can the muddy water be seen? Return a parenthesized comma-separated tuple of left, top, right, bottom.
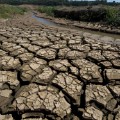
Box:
(32, 14, 120, 39)
(32, 14, 57, 26)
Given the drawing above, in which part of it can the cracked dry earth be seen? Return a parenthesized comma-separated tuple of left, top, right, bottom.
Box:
(0, 14, 120, 120)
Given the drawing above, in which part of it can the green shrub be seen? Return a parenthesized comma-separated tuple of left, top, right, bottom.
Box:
(0, 4, 27, 18)
(37, 6, 55, 16)
(105, 7, 120, 26)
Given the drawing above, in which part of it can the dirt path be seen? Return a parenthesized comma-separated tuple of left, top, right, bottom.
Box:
(0, 13, 120, 120)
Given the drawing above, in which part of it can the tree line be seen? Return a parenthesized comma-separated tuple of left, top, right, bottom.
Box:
(0, 0, 119, 6)
(0, 0, 67, 5)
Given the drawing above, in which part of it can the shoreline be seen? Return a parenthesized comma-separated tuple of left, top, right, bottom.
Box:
(34, 11, 120, 35)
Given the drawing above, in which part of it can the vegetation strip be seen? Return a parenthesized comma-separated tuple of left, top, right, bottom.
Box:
(37, 5, 120, 26)
(0, 4, 27, 18)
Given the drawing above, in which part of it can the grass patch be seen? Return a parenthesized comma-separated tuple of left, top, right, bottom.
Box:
(105, 7, 120, 26)
(37, 6, 55, 16)
(0, 4, 27, 18)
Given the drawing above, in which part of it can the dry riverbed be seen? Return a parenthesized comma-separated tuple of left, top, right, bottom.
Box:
(0, 12, 120, 120)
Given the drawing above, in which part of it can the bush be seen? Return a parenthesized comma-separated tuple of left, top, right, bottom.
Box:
(105, 7, 120, 26)
(37, 6, 55, 16)
(54, 7, 107, 22)
(0, 4, 27, 18)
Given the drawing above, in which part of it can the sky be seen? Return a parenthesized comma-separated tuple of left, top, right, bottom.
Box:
(72, 0, 120, 2)
(108, 0, 120, 2)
